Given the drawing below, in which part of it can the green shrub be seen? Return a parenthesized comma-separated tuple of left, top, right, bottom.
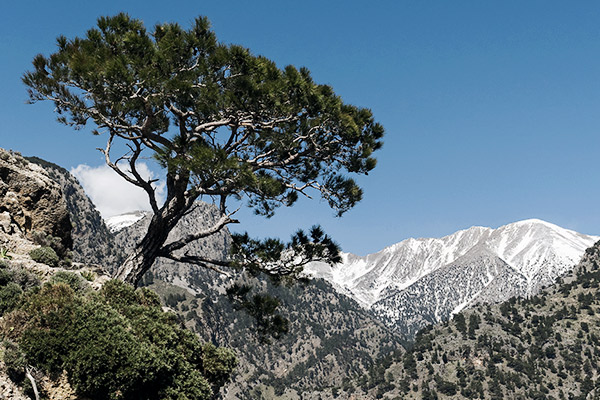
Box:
(15, 280, 235, 399)
(80, 271, 95, 282)
(30, 231, 67, 258)
(29, 246, 59, 267)
(0, 283, 23, 315)
(9, 267, 40, 291)
(58, 257, 73, 269)
(0, 268, 14, 286)
(49, 271, 88, 293)
(201, 342, 237, 390)
(0, 266, 37, 316)
(3, 340, 26, 383)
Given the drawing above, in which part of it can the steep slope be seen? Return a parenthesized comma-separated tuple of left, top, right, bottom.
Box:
(112, 207, 403, 399)
(371, 246, 528, 338)
(0, 150, 72, 254)
(485, 219, 594, 292)
(307, 219, 598, 337)
(307, 225, 494, 307)
(327, 239, 600, 399)
(26, 156, 124, 268)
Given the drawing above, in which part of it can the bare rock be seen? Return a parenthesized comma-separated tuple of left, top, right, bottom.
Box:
(0, 362, 30, 400)
(26, 156, 124, 271)
(40, 371, 81, 400)
(0, 149, 72, 254)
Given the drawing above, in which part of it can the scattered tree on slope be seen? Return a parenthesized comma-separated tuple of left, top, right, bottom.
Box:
(325, 241, 600, 399)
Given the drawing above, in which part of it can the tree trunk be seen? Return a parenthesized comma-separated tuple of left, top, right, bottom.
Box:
(113, 220, 170, 286)
(114, 198, 187, 286)
(114, 168, 194, 286)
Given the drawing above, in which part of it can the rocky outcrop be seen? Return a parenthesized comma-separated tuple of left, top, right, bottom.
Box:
(0, 366, 30, 400)
(26, 157, 124, 269)
(0, 149, 72, 254)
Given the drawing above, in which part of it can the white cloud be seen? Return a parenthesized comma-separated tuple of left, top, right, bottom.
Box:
(71, 163, 166, 218)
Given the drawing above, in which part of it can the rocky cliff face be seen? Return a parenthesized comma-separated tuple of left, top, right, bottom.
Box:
(0, 149, 72, 254)
(26, 157, 124, 269)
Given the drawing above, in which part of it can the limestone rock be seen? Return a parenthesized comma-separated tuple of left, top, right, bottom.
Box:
(0, 149, 72, 253)
(26, 156, 123, 269)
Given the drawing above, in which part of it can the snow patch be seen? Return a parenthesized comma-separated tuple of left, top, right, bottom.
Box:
(105, 211, 148, 233)
(306, 219, 599, 309)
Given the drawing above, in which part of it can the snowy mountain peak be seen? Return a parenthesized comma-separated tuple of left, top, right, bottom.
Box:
(105, 211, 148, 233)
(305, 219, 599, 308)
(510, 218, 554, 226)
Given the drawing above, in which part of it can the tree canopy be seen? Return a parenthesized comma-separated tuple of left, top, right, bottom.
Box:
(23, 13, 384, 286)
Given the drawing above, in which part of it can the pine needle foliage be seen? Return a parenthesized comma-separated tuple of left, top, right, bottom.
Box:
(23, 13, 384, 285)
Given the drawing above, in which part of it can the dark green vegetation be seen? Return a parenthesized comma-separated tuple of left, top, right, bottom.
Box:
(28, 246, 59, 267)
(0, 263, 235, 399)
(327, 241, 600, 399)
(23, 13, 383, 286)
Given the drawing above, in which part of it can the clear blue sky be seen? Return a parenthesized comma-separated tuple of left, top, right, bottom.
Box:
(2, 1, 600, 255)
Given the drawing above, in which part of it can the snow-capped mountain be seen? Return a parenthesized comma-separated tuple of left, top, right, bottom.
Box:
(105, 211, 149, 233)
(305, 219, 599, 337)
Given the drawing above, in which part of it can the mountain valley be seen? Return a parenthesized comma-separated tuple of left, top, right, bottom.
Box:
(3, 150, 598, 399)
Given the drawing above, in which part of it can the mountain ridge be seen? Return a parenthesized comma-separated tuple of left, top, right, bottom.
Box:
(23, 154, 600, 398)
(306, 218, 598, 338)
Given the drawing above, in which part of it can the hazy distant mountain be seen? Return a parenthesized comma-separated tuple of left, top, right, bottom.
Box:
(306, 219, 599, 337)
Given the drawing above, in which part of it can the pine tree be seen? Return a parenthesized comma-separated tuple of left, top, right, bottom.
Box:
(23, 13, 384, 286)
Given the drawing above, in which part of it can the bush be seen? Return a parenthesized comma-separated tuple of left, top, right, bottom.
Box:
(80, 271, 95, 282)
(13, 280, 236, 399)
(49, 271, 88, 292)
(201, 342, 237, 390)
(9, 267, 40, 290)
(0, 283, 23, 315)
(29, 246, 59, 267)
(3, 340, 26, 383)
(30, 231, 67, 258)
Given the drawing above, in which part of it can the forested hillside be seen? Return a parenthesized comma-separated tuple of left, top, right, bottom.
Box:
(326, 241, 600, 399)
